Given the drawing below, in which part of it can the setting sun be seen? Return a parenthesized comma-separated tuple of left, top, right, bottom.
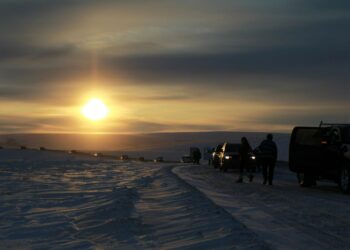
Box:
(82, 98, 109, 121)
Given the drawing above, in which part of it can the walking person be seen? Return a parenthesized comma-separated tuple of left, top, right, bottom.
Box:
(193, 148, 201, 165)
(259, 134, 278, 185)
(236, 137, 254, 183)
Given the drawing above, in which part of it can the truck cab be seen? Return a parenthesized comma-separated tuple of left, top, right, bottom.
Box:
(289, 122, 350, 193)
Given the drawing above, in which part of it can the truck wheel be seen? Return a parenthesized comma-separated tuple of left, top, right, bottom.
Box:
(297, 172, 315, 187)
(339, 166, 350, 194)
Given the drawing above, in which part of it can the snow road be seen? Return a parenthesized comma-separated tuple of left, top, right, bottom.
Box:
(173, 164, 350, 250)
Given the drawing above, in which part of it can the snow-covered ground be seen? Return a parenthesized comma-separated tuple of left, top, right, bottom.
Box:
(174, 164, 350, 250)
(1, 149, 350, 249)
(0, 150, 265, 249)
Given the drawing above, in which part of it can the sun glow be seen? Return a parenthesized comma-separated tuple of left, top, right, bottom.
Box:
(82, 98, 109, 121)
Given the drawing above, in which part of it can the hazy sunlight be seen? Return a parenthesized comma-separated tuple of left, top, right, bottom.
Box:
(82, 98, 109, 121)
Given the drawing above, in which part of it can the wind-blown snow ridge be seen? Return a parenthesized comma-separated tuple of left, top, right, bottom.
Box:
(0, 149, 268, 249)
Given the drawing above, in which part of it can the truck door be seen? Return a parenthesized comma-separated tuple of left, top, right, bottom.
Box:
(321, 127, 342, 178)
(290, 127, 322, 174)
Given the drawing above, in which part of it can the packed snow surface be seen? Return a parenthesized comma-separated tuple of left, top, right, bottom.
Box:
(0, 150, 265, 249)
(173, 164, 350, 250)
(1, 149, 350, 249)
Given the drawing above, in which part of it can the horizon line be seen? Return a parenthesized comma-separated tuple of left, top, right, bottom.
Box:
(0, 130, 291, 136)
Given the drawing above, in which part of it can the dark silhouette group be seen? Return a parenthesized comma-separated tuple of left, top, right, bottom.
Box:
(236, 134, 278, 185)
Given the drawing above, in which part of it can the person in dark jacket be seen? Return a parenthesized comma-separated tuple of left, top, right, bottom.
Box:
(193, 149, 201, 164)
(236, 137, 253, 183)
(259, 134, 278, 185)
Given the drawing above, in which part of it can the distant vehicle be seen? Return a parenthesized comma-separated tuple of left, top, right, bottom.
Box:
(154, 157, 164, 163)
(289, 122, 350, 193)
(212, 144, 224, 168)
(0, 146, 3, 149)
(181, 155, 193, 163)
(138, 157, 145, 162)
(219, 142, 256, 172)
(181, 147, 201, 164)
(39, 147, 46, 151)
(68, 150, 77, 154)
(20, 146, 27, 150)
(93, 152, 103, 157)
(120, 155, 129, 160)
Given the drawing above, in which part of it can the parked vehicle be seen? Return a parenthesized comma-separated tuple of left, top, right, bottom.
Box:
(212, 144, 224, 168)
(289, 122, 350, 193)
(154, 157, 164, 163)
(68, 150, 77, 154)
(138, 157, 145, 162)
(93, 152, 103, 157)
(39, 147, 46, 151)
(181, 147, 202, 164)
(219, 142, 256, 172)
(181, 155, 193, 163)
(120, 155, 129, 160)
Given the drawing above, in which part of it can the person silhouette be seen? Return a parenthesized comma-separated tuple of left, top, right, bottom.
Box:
(193, 148, 201, 164)
(236, 137, 253, 183)
(259, 134, 278, 185)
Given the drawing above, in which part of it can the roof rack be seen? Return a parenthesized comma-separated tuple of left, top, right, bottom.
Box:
(319, 121, 350, 127)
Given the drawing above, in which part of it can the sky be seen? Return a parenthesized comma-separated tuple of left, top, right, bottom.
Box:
(0, 0, 349, 134)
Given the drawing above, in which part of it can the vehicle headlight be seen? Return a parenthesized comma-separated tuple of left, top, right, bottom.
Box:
(225, 156, 232, 160)
(251, 156, 256, 160)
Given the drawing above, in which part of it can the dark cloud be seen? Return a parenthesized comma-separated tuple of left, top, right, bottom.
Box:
(0, 115, 77, 133)
(254, 108, 350, 128)
(116, 94, 191, 102)
(107, 48, 349, 81)
(295, 1, 350, 11)
(105, 13, 350, 83)
(0, 42, 76, 61)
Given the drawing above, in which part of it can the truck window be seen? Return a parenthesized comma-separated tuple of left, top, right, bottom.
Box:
(342, 127, 350, 144)
(225, 144, 240, 152)
(295, 128, 321, 146)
